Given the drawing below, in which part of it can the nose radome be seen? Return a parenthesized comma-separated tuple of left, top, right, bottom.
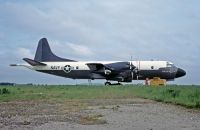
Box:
(175, 68, 186, 78)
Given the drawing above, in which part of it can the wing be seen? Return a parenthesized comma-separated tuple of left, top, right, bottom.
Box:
(87, 62, 133, 71)
(86, 62, 136, 82)
(86, 62, 134, 74)
(86, 63, 109, 71)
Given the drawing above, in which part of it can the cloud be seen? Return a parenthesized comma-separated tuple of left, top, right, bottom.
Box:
(0, 51, 5, 57)
(0, 1, 200, 84)
(67, 43, 93, 56)
(0, 32, 4, 40)
(15, 48, 34, 58)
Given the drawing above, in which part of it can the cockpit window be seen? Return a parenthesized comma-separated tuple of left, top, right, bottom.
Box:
(167, 62, 175, 67)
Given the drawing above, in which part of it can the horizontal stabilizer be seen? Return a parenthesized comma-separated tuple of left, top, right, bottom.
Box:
(23, 58, 46, 66)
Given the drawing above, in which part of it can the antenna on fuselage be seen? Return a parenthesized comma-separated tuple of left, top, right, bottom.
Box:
(130, 56, 135, 82)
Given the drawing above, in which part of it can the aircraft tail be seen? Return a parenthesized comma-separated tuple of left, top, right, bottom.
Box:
(23, 58, 46, 66)
(34, 38, 76, 62)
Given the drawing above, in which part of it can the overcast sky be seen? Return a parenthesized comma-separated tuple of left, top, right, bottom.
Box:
(0, 0, 199, 85)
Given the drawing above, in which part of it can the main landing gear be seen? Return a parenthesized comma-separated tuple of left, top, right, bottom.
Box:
(104, 81, 122, 86)
(105, 82, 111, 86)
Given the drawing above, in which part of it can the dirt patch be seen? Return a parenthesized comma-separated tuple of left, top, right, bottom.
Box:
(1, 98, 200, 130)
(79, 114, 107, 125)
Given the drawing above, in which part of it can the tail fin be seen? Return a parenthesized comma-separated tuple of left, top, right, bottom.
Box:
(34, 38, 76, 62)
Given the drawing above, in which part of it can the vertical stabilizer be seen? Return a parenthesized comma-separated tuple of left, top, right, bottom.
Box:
(34, 38, 76, 62)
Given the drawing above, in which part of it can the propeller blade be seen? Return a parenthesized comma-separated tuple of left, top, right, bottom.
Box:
(130, 61, 136, 81)
(131, 71, 134, 80)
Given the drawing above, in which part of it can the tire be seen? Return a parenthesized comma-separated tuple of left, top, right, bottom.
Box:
(117, 83, 122, 85)
(105, 82, 111, 86)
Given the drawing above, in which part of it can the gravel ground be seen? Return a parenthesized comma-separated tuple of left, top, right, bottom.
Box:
(0, 98, 200, 130)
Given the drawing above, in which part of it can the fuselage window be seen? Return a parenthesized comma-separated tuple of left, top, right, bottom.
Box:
(151, 66, 154, 69)
(76, 66, 79, 70)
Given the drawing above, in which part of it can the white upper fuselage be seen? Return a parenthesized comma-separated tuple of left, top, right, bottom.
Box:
(20, 60, 180, 81)
(28, 61, 171, 71)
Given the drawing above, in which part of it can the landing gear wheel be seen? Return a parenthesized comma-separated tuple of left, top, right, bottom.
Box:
(105, 82, 111, 86)
(117, 82, 122, 85)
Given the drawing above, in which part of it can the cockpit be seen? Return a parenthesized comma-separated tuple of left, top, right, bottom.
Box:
(166, 61, 176, 68)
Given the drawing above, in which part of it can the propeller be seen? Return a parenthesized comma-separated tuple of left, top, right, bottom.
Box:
(129, 56, 139, 81)
(129, 56, 135, 81)
(136, 69, 139, 80)
(130, 61, 134, 80)
(135, 61, 139, 80)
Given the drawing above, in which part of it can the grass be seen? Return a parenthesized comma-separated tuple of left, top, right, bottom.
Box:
(126, 85, 200, 108)
(0, 85, 200, 108)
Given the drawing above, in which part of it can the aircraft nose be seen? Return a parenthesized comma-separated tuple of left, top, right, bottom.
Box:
(175, 68, 186, 78)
